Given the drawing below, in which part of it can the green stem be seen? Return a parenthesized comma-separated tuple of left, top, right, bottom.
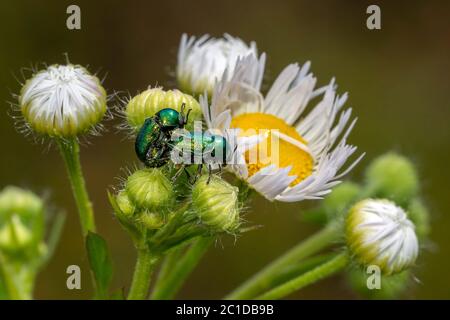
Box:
(127, 249, 158, 300)
(270, 253, 336, 288)
(57, 138, 96, 236)
(151, 237, 214, 299)
(255, 252, 349, 300)
(225, 222, 340, 300)
(151, 245, 186, 295)
(0, 254, 34, 300)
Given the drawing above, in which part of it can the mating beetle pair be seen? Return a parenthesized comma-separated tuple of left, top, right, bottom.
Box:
(134, 104, 232, 182)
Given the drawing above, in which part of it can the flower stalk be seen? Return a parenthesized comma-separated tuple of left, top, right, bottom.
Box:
(226, 221, 340, 299)
(127, 249, 159, 300)
(255, 252, 349, 300)
(57, 138, 96, 236)
(151, 236, 214, 299)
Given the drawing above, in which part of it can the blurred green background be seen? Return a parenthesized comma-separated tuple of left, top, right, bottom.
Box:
(0, 0, 449, 299)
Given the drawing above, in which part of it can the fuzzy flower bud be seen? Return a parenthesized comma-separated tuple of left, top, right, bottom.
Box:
(125, 168, 175, 212)
(346, 199, 419, 275)
(0, 186, 45, 252)
(177, 34, 258, 96)
(407, 199, 430, 239)
(19, 64, 107, 138)
(125, 88, 202, 132)
(365, 153, 419, 204)
(192, 175, 240, 233)
(345, 199, 419, 275)
(138, 211, 165, 230)
(323, 182, 362, 218)
(115, 190, 136, 220)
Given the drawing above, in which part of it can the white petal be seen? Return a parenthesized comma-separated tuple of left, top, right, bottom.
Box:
(247, 165, 296, 200)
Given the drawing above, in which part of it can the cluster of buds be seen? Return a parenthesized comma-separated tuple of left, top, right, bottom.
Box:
(111, 85, 243, 248)
(0, 186, 62, 299)
(110, 167, 241, 252)
(114, 168, 175, 234)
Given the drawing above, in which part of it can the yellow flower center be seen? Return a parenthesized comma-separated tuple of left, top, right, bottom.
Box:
(230, 113, 314, 186)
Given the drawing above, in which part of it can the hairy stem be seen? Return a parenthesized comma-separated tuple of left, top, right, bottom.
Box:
(57, 138, 96, 236)
(225, 222, 340, 300)
(255, 252, 349, 300)
(128, 249, 159, 300)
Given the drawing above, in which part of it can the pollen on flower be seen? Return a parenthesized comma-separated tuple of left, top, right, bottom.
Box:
(231, 113, 314, 186)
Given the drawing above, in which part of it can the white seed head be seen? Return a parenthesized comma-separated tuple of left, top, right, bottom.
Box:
(346, 199, 419, 275)
(19, 64, 107, 137)
(177, 34, 258, 95)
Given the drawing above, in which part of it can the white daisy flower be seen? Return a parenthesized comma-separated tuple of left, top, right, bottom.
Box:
(346, 199, 419, 275)
(200, 55, 364, 202)
(177, 33, 258, 96)
(19, 64, 107, 137)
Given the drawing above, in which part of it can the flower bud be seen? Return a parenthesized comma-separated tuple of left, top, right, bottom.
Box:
(0, 187, 45, 253)
(125, 168, 175, 212)
(323, 182, 362, 218)
(365, 153, 419, 204)
(192, 175, 240, 233)
(177, 34, 258, 96)
(407, 199, 430, 239)
(115, 190, 136, 220)
(138, 210, 165, 230)
(19, 64, 107, 137)
(0, 215, 33, 251)
(346, 199, 419, 275)
(125, 88, 202, 131)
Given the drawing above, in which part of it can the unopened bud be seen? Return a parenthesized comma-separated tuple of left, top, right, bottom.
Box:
(125, 168, 175, 212)
(365, 153, 419, 204)
(346, 199, 419, 275)
(125, 88, 202, 131)
(192, 175, 240, 233)
(19, 64, 107, 137)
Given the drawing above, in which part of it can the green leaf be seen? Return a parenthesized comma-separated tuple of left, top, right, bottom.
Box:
(86, 232, 113, 299)
(38, 212, 66, 269)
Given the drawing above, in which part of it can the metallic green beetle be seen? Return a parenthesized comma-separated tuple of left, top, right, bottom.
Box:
(135, 106, 234, 183)
(134, 105, 190, 167)
(169, 130, 234, 183)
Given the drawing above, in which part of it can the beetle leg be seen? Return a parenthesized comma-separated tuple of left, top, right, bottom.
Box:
(206, 165, 213, 184)
(190, 164, 202, 184)
(172, 164, 186, 182)
(184, 108, 192, 126)
(183, 167, 192, 181)
(179, 102, 192, 127)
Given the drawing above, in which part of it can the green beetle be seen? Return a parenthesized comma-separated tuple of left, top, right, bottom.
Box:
(135, 105, 190, 167)
(135, 106, 234, 183)
(170, 130, 234, 183)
